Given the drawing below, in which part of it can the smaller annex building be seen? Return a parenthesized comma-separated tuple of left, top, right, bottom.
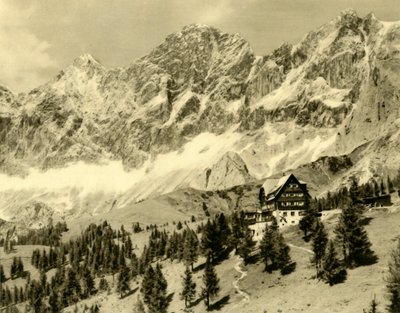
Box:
(247, 173, 311, 228)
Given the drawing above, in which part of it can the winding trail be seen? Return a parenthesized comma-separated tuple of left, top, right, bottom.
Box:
(288, 243, 313, 254)
(232, 256, 250, 303)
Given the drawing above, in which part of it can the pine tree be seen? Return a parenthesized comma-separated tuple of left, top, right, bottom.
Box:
(311, 222, 328, 277)
(387, 238, 400, 313)
(334, 205, 376, 267)
(201, 257, 220, 310)
(98, 277, 109, 292)
(373, 180, 380, 197)
(117, 264, 130, 298)
(141, 264, 169, 313)
(181, 266, 196, 308)
(237, 225, 255, 265)
(388, 176, 395, 194)
(299, 202, 319, 240)
(141, 265, 155, 309)
(230, 211, 244, 252)
(0, 264, 6, 283)
(322, 240, 346, 285)
(381, 180, 386, 195)
(276, 232, 293, 274)
(259, 187, 266, 208)
(82, 267, 95, 298)
(200, 219, 222, 262)
(183, 229, 199, 270)
(63, 268, 81, 305)
(259, 220, 280, 271)
(49, 289, 61, 313)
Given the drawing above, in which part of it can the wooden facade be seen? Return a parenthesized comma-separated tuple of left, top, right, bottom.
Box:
(246, 174, 310, 227)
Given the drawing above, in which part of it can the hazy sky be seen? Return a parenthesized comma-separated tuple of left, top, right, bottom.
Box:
(1, 0, 400, 93)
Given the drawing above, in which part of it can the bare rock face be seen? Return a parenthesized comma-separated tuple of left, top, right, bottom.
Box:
(1, 11, 400, 214)
(202, 152, 253, 190)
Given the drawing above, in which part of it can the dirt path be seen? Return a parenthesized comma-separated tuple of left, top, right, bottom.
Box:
(288, 243, 313, 254)
(232, 256, 250, 303)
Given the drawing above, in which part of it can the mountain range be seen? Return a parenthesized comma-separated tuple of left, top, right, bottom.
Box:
(1, 9, 400, 224)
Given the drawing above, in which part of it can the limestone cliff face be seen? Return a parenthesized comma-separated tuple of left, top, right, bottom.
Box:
(1, 11, 400, 218)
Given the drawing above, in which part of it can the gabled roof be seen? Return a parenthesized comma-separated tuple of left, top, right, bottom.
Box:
(261, 173, 310, 201)
(262, 174, 290, 197)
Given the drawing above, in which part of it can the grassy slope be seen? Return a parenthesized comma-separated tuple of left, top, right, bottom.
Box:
(6, 205, 400, 313)
(59, 207, 399, 313)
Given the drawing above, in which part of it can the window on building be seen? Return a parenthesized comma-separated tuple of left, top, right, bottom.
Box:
(283, 212, 287, 217)
(291, 212, 295, 216)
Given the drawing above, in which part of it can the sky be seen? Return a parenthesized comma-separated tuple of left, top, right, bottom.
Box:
(1, 0, 400, 93)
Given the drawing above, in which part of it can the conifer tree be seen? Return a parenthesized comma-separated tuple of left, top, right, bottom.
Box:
(82, 267, 96, 298)
(153, 263, 169, 313)
(181, 266, 196, 308)
(98, 277, 109, 292)
(299, 203, 319, 240)
(63, 268, 81, 305)
(200, 219, 221, 262)
(183, 229, 199, 270)
(217, 213, 231, 249)
(381, 180, 386, 195)
(387, 238, 400, 313)
(49, 289, 61, 313)
(322, 240, 346, 285)
(237, 225, 255, 265)
(0, 264, 6, 283)
(334, 205, 376, 267)
(259, 220, 280, 271)
(311, 221, 328, 277)
(259, 187, 265, 208)
(373, 180, 380, 197)
(117, 264, 130, 298)
(141, 264, 169, 313)
(388, 176, 395, 194)
(230, 211, 243, 252)
(201, 257, 220, 310)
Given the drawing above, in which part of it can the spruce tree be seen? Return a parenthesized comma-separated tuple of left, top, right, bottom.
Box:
(201, 257, 220, 310)
(230, 211, 244, 252)
(311, 222, 328, 277)
(299, 204, 318, 240)
(388, 176, 395, 194)
(200, 219, 222, 262)
(141, 264, 169, 313)
(152, 263, 169, 313)
(181, 266, 196, 308)
(322, 240, 346, 285)
(183, 229, 199, 271)
(387, 238, 400, 313)
(334, 205, 376, 267)
(237, 225, 255, 265)
(0, 264, 6, 283)
(259, 187, 266, 208)
(82, 267, 95, 298)
(381, 180, 386, 195)
(117, 264, 130, 298)
(259, 220, 280, 271)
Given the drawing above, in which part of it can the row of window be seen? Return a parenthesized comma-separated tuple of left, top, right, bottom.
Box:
(283, 193, 303, 197)
(288, 183, 299, 188)
(281, 201, 305, 206)
(282, 211, 304, 217)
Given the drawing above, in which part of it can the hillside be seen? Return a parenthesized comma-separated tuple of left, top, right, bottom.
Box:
(39, 206, 400, 313)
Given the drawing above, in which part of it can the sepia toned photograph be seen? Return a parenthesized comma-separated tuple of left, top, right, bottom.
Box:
(1, 0, 400, 312)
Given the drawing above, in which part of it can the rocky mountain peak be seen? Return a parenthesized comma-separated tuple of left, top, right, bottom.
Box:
(72, 53, 103, 69)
